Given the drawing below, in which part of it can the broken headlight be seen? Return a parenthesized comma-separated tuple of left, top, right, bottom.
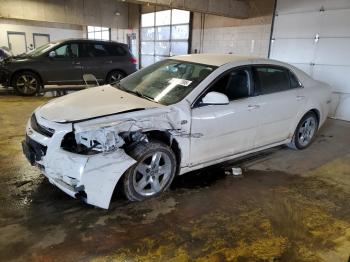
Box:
(61, 128, 125, 154)
(75, 128, 125, 153)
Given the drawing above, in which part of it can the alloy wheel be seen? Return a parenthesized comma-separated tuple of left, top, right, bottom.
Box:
(16, 74, 38, 95)
(109, 72, 124, 84)
(132, 151, 172, 197)
(298, 116, 317, 147)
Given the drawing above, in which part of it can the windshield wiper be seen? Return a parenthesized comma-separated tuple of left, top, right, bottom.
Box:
(133, 90, 155, 102)
(114, 83, 157, 103)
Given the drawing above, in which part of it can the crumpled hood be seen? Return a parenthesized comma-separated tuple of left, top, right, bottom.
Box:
(37, 85, 162, 122)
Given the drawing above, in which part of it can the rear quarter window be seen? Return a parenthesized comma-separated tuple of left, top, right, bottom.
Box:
(289, 71, 303, 88)
(105, 44, 128, 56)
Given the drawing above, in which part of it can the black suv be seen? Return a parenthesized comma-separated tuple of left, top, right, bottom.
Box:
(0, 39, 137, 95)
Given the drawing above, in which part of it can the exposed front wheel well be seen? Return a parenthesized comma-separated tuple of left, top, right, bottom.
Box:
(145, 130, 181, 173)
(113, 130, 181, 200)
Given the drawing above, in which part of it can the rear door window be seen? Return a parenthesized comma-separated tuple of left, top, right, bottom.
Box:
(79, 43, 109, 57)
(254, 66, 291, 95)
(92, 44, 109, 57)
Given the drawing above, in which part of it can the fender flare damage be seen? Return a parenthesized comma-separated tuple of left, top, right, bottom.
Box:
(45, 108, 187, 209)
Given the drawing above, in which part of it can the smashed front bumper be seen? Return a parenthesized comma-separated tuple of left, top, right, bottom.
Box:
(42, 148, 136, 209)
(23, 116, 136, 209)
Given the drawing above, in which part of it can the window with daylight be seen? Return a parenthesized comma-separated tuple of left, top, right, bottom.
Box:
(140, 9, 190, 67)
(87, 26, 110, 41)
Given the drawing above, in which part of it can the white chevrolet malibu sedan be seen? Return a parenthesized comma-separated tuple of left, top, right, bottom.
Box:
(22, 54, 332, 209)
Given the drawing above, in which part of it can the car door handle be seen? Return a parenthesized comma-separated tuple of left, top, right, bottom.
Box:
(105, 60, 113, 64)
(296, 95, 305, 101)
(248, 104, 260, 111)
(72, 61, 80, 65)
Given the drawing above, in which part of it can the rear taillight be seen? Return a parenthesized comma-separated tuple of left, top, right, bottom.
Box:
(130, 57, 137, 64)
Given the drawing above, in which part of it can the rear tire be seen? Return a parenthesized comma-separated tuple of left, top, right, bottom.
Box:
(106, 70, 126, 84)
(123, 141, 177, 201)
(288, 111, 319, 150)
(12, 71, 41, 96)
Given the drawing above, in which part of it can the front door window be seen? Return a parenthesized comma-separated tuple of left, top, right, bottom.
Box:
(53, 43, 79, 58)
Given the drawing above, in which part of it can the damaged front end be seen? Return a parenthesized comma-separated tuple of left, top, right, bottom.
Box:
(42, 147, 136, 209)
(44, 123, 153, 209)
(27, 107, 187, 209)
(62, 125, 148, 155)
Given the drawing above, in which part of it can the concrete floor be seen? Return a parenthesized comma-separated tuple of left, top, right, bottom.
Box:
(0, 96, 349, 262)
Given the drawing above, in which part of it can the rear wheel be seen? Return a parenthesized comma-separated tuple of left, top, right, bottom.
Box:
(123, 141, 176, 201)
(106, 70, 126, 84)
(12, 71, 41, 96)
(288, 112, 318, 150)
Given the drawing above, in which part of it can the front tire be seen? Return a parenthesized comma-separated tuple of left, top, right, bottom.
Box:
(12, 71, 41, 96)
(123, 141, 177, 201)
(288, 112, 319, 150)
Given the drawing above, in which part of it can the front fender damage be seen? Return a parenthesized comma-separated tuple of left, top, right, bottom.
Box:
(42, 148, 136, 209)
(82, 150, 136, 208)
(49, 107, 189, 209)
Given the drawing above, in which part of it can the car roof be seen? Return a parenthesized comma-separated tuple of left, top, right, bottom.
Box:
(171, 54, 261, 66)
(52, 38, 126, 46)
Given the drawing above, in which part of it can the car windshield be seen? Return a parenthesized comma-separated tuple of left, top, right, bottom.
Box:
(118, 59, 216, 105)
(26, 43, 58, 57)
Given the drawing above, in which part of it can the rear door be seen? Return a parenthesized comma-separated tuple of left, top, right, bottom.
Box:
(79, 42, 109, 83)
(80, 42, 133, 84)
(253, 65, 305, 147)
(105, 43, 135, 76)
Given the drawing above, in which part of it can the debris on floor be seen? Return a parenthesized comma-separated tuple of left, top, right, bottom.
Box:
(225, 167, 244, 178)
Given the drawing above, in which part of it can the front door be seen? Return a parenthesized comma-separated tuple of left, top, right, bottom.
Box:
(42, 42, 84, 85)
(189, 67, 261, 166)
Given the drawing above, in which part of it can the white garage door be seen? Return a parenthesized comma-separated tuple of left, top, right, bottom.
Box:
(270, 0, 350, 121)
(8, 32, 27, 55)
(33, 34, 50, 48)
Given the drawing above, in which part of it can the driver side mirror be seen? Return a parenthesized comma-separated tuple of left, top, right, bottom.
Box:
(48, 51, 56, 58)
(201, 91, 229, 105)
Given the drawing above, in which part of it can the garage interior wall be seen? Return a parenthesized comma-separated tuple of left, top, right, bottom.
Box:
(0, 18, 83, 53)
(191, 14, 272, 57)
(191, 0, 275, 57)
(142, 1, 275, 58)
(270, 0, 350, 121)
(0, 0, 140, 57)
